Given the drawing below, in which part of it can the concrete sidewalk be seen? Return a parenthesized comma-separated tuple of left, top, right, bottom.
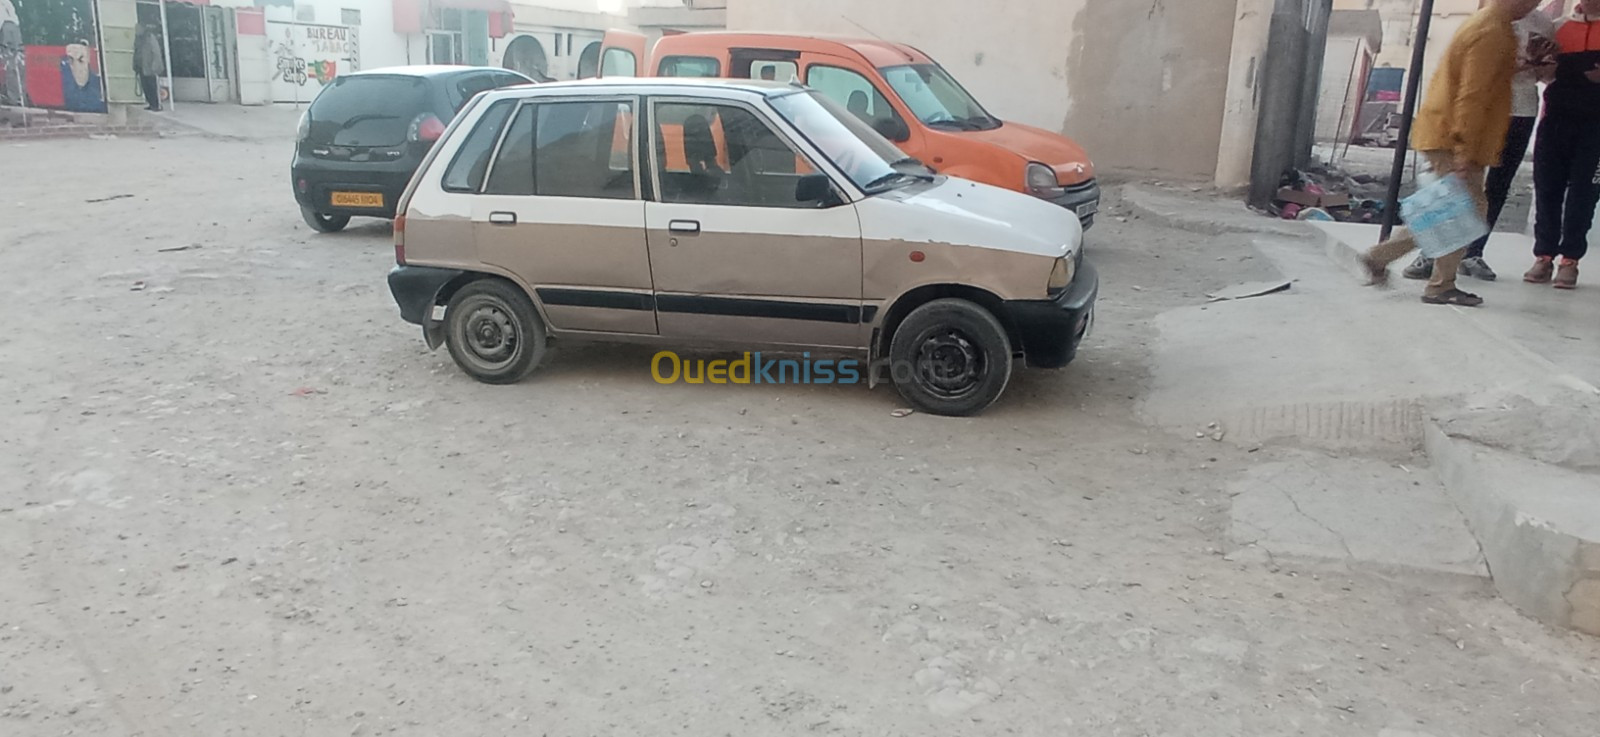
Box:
(129, 102, 303, 141)
(1135, 191, 1600, 635)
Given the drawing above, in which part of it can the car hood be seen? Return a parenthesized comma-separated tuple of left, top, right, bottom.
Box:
(965, 121, 1094, 184)
(858, 176, 1083, 259)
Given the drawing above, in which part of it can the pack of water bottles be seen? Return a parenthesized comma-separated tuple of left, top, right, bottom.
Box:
(1400, 173, 1488, 259)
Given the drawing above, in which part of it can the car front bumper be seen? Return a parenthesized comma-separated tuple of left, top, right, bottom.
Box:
(1004, 260, 1098, 369)
(1050, 179, 1101, 230)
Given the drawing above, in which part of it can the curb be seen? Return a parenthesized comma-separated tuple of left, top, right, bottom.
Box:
(1121, 184, 1312, 239)
(1424, 420, 1600, 636)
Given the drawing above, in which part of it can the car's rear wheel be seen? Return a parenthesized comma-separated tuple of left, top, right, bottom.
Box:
(888, 298, 1013, 417)
(444, 279, 546, 384)
(301, 207, 351, 233)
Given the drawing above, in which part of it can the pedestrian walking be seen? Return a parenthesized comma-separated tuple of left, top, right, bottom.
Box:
(1404, 5, 1557, 282)
(1362, 0, 1541, 306)
(134, 23, 165, 112)
(1526, 0, 1600, 289)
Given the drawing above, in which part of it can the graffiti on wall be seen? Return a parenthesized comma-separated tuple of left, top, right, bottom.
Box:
(0, 0, 106, 112)
(267, 20, 357, 104)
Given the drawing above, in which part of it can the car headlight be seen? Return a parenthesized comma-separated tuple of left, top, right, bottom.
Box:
(1048, 256, 1075, 294)
(1026, 162, 1065, 199)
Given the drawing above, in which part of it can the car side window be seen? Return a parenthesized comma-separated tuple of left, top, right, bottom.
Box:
(653, 102, 817, 208)
(658, 56, 720, 78)
(805, 65, 908, 141)
(749, 60, 798, 83)
(442, 100, 516, 192)
(484, 100, 636, 199)
(453, 73, 500, 111)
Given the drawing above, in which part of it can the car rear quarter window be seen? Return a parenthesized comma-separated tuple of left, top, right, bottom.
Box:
(442, 100, 517, 193)
(484, 100, 635, 199)
(306, 76, 429, 147)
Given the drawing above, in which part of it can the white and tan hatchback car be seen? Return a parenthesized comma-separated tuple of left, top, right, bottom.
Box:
(387, 78, 1097, 416)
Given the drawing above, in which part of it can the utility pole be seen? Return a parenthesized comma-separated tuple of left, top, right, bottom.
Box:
(1379, 0, 1436, 241)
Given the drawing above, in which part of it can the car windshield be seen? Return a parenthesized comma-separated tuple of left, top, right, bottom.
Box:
(768, 90, 928, 194)
(307, 75, 430, 147)
(880, 64, 999, 132)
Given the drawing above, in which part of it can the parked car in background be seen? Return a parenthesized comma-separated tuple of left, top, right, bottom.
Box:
(386, 78, 1096, 416)
(291, 65, 531, 233)
(597, 31, 1101, 229)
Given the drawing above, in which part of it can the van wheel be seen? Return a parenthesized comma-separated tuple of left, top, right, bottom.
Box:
(444, 279, 547, 384)
(888, 298, 1013, 417)
(301, 207, 350, 233)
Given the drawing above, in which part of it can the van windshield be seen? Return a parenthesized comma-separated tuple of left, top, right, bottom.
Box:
(880, 64, 1000, 132)
(769, 90, 931, 194)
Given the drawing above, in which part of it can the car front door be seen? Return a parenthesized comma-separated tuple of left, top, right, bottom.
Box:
(801, 56, 922, 162)
(644, 96, 864, 349)
(471, 95, 657, 335)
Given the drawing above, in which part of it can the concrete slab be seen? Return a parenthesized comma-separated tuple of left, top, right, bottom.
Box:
(1425, 423, 1600, 635)
(129, 103, 302, 141)
(1228, 450, 1487, 576)
(1142, 232, 1568, 448)
(1312, 221, 1600, 393)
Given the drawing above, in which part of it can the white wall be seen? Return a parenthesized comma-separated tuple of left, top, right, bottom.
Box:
(1316, 36, 1369, 142)
(263, 0, 421, 70)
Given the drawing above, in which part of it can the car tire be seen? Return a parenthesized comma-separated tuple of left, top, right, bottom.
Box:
(301, 207, 351, 233)
(888, 298, 1013, 417)
(443, 279, 547, 385)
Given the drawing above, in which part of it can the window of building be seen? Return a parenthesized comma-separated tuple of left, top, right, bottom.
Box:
(295, 4, 315, 22)
(341, 8, 361, 26)
(443, 100, 516, 192)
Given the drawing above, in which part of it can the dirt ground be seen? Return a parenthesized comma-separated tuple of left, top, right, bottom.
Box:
(2, 135, 1596, 737)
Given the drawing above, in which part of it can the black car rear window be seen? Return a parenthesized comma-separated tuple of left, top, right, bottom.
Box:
(307, 76, 430, 147)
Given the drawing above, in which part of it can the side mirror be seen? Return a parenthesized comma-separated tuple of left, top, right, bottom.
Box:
(795, 173, 842, 207)
(874, 117, 911, 143)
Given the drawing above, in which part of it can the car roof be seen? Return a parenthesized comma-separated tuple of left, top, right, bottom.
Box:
(344, 65, 513, 79)
(483, 76, 801, 99)
(654, 32, 929, 68)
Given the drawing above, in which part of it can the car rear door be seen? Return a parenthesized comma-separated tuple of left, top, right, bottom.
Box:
(471, 94, 657, 335)
(599, 30, 647, 77)
(643, 95, 863, 349)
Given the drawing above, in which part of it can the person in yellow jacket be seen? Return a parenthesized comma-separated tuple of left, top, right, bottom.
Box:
(1361, 0, 1545, 307)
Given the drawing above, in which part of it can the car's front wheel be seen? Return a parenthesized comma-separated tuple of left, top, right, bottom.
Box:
(443, 279, 547, 384)
(301, 207, 351, 233)
(888, 298, 1013, 417)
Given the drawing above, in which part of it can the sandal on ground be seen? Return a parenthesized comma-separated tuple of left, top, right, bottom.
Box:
(1420, 289, 1483, 307)
(1360, 254, 1390, 286)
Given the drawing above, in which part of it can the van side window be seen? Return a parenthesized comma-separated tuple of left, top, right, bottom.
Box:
(749, 60, 797, 82)
(485, 100, 636, 199)
(601, 48, 637, 77)
(442, 100, 516, 192)
(658, 56, 720, 78)
(805, 65, 908, 141)
(653, 102, 816, 209)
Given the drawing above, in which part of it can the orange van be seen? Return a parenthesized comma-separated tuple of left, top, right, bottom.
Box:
(599, 31, 1100, 228)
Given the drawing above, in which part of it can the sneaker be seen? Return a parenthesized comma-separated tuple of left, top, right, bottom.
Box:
(1402, 255, 1434, 280)
(1554, 259, 1579, 289)
(1524, 257, 1555, 284)
(1459, 256, 1498, 281)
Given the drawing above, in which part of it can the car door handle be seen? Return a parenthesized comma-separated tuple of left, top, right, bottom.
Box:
(668, 219, 700, 234)
(488, 211, 517, 225)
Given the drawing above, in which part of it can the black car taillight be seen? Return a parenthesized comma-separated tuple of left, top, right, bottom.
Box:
(408, 113, 445, 144)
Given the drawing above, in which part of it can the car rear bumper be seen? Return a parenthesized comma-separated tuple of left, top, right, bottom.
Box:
(291, 161, 417, 219)
(1003, 260, 1098, 369)
(388, 265, 465, 325)
(1050, 179, 1100, 230)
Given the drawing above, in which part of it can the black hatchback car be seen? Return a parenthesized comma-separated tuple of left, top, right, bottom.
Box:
(291, 65, 531, 233)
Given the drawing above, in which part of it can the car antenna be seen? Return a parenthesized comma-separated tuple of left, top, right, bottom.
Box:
(842, 15, 915, 62)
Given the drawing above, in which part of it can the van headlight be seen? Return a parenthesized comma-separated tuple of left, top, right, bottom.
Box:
(1026, 162, 1065, 199)
(1048, 256, 1075, 294)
